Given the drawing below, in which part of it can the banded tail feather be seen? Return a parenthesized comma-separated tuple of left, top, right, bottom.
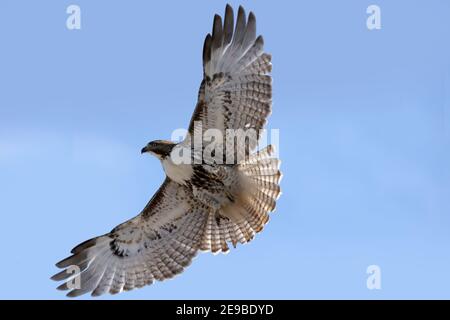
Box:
(200, 145, 282, 254)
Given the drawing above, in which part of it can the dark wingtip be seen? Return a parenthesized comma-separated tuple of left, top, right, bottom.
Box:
(213, 14, 222, 34)
(256, 35, 264, 46)
(225, 4, 234, 20)
(237, 6, 246, 25)
(223, 4, 234, 44)
(56, 282, 70, 291)
(212, 14, 223, 49)
(248, 11, 256, 25)
(66, 290, 82, 298)
(55, 256, 71, 268)
(70, 237, 97, 254)
(213, 14, 222, 32)
(203, 33, 212, 65)
(50, 271, 64, 281)
(235, 6, 247, 42)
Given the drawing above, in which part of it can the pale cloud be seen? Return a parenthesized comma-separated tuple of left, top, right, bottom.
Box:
(0, 130, 65, 163)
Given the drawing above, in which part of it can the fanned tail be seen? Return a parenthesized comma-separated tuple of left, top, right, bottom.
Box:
(200, 145, 282, 254)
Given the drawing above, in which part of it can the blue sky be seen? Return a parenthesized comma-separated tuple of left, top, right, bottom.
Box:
(0, 0, 449, 299)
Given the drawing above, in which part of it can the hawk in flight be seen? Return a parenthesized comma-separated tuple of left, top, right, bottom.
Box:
(52, 4, 282, 297)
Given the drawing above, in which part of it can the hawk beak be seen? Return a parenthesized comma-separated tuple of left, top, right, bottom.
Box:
(141, 146, 149, 154)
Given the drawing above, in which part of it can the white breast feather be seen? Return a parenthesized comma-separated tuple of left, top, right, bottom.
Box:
(162, 158, 193, 185)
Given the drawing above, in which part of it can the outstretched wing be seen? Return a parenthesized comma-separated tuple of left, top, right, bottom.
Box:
(51, 178, 208, 297)
(188, 5, 272, 153)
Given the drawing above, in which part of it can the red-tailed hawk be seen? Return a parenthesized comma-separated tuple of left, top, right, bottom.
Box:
(52, 4, 281, 297)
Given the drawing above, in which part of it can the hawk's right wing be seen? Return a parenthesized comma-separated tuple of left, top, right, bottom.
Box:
(51, 178, 208, 297)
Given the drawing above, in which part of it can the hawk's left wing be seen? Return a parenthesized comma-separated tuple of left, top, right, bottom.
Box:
(187, 5, 272, 155)
(51, 178, 208, 297)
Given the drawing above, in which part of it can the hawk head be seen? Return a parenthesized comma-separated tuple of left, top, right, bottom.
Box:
(141, 140, 176, 159)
